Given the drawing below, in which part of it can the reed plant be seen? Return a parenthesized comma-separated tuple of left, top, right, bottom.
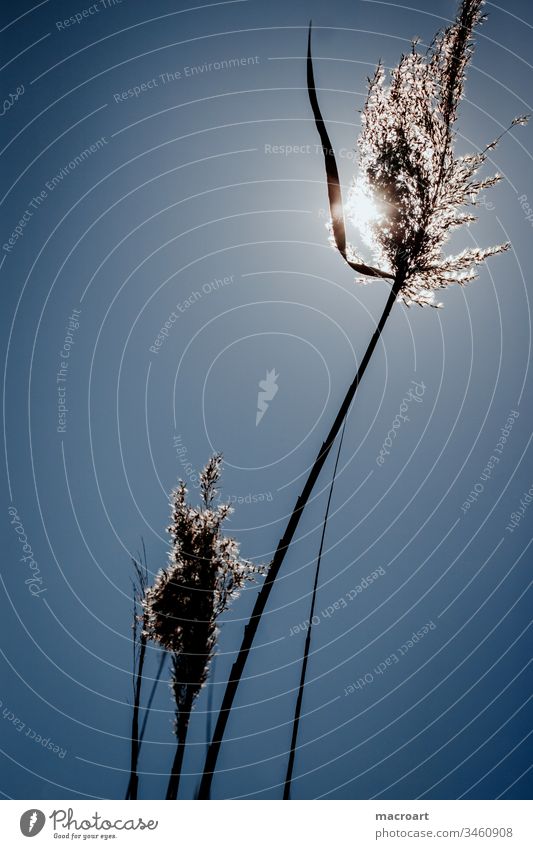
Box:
(141, 455, 262, 799)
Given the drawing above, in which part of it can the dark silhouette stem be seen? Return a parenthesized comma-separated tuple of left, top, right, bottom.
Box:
(166, 691, 194, 800)
(283, 416, 347, 799)
(138, 651, 167, 746)
(206, 653, 216, 745)
(126, 632, 146, 800)
(198, 276, 402, 799)
(126, 649, 165, 800)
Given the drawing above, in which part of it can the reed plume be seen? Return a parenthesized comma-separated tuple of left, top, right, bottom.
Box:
(199, 0, 527, 799)
(343, 0, 526, 306)
(142, 454, 262, 799)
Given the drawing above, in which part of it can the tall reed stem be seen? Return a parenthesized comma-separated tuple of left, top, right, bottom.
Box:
(126, 632, 146, 800)
(138, 651, 167, 745)
(283, 416, 347, 799)
(166, 690, 194, 800)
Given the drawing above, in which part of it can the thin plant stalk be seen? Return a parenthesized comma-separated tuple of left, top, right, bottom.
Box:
(126, 551, 148, 801)
(206, 653, 216, 745)
(193, 655, 217, 799)
(283, 417, 347, 800)
(126, 632, 146, 800)
(166, 688, 194, 800)
(199, 276, 403, 798)
(138, 651, 167, 745)
(126, 649, 166, 800)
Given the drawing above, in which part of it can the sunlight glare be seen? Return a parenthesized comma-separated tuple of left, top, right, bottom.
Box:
(344, 176, 383, 256)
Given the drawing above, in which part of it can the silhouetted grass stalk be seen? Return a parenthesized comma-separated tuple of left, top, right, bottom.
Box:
(199, 1, 525, 799)
(199, 277, 403, 798)
(127, 643, 165, 799)
(283, 416, 347, 799)
(126, 551, 149, 801)
(126, 633, 146, 800)
(137, 651, 167, 748)
(166, 678, 194, 800)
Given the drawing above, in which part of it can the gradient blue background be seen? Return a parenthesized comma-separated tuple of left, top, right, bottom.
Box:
(1, 0, 531, 800)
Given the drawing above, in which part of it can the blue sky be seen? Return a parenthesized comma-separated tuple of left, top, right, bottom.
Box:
(1, 0, 532, 799)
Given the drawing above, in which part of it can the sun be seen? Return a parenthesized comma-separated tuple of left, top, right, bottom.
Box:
(344, 176, 384, 256)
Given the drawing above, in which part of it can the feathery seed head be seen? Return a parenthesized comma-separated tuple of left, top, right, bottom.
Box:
(344, 0, 527, 306)
(142, 455, 263, 721)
